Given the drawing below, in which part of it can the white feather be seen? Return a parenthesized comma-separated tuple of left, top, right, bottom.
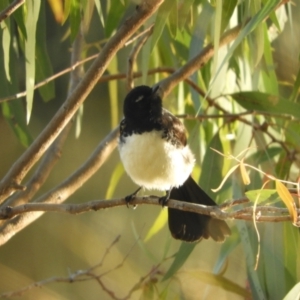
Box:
(119, 131, 195, 190)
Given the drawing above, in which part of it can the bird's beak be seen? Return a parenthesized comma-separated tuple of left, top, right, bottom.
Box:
(152, 85, 159, 95)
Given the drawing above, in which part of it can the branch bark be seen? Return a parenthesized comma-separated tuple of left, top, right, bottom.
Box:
(0, 196, 297, 224)
(0, 0, 25, 23)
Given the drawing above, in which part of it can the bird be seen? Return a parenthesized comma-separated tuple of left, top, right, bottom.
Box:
(118, 85, 231, 242)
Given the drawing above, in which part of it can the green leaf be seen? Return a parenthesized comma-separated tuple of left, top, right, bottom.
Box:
(177, 0, 194, 30)
(247, 147, 282, 165)
(2, 101, 33, 147)
(221, 0, 237, 32)
(105, 0, 125, 37)
(189, 1, 213, 111)
(94, 0, 105, 27)
(1, 20, 11, 82)
(231, 91, 300, 120)
(213, 226, 240, 274)
(283, 223, 300, 293)
(210, 0, 281, 92)
(25, 0, 41, 123)
(262, 223, 286, 300)
(105, 162, 125, 199)
(35, 1, 55, 102)
(232, 176, 266, 299)
(168, 0, 178, 38)
(275, 151, 292, 179)
(188, 270, 250, 297)
(290, 65, 300, 102)
(151, 0, 176, 51)
(63, 0, 72, 23)
(13, 3, 27, 39)
(285, 122, 300, 151)
(261, 23, 278, 94)
(162, 242, 196, 281)
(245, 189, 278, 204)
(75, 105, 84, 138)
(200, 132, 223, 200)
(212, 0, 222, 76)
(283, 283, 300, 300)
(144, 209, 168, 242)
(69, 0, 81, 41)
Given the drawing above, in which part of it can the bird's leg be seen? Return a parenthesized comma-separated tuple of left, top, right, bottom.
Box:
(159, 190, 171, 207)
(125, 187, 142, 207)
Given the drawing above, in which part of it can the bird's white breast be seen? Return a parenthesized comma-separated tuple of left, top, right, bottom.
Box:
(118, 131, 195, 191)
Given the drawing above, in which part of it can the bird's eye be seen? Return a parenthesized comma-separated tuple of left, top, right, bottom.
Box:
(135, 95, 144, 102)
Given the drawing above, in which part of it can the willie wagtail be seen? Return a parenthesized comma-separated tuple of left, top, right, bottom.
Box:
(118, 85, 230, 242)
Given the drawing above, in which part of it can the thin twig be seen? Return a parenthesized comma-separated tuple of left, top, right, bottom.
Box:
(127, 24, 154, 90)
(0, 53, 98, 103)
(0, 235, 123, 298)
(0, 0, 25, 23)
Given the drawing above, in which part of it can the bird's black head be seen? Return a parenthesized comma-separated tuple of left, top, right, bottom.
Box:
(123, 85, 162, 125)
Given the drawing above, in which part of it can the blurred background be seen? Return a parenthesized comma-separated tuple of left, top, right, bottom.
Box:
(0, 0, 299, 299)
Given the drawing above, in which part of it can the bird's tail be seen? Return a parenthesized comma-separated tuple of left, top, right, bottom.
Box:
(168, 176, 231, 242)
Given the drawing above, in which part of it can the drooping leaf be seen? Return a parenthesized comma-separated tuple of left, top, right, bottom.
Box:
(69, 0, 81, 41)
(35, 1, 55, 102)
(47, 0, 65, 23)
(2, 101, 33, 147)
(262, 223, 286, 300)
(162, 242, 196, 281)
(144, 209, 168, 242)
(210, 0, 281, 91)
(283, 283, 300, 300)
(275, 180, 297, 224)
(1, 20, 11, 82)
(94, 0, 105, 27)
(151, 0, 176, 51)
(240, 159, 251, 185)
(168, 0, 178, 38)
(200, 131, 224, 200)
(211, 0, 222, 76)
(261, 23, 278, 94)
(290, 65, 300, 102)
(231, 91, 300, 120)
(105, 162, 125, 199)
(221, 0, 238, 32)
(13, 3, 27, 39)
(275, 150, 293, 180)
(177, 0, 194, 30)
(25, 0, 41, 123)
(283, 223, 300, 294)
(213, 226, 240, 274)
(232, 176, 267, 299)
(188, 270, 250, 297)
(105, 0, 125, 37)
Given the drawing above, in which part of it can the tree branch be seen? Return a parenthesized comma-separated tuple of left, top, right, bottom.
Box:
(0, 196, 298, 224)
(0, 0, 164, 203)
(0, 127, 119, 246)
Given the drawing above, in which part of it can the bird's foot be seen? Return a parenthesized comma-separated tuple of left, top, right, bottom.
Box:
(125, 187, 142, 208)
(159, 190, 171, 207)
